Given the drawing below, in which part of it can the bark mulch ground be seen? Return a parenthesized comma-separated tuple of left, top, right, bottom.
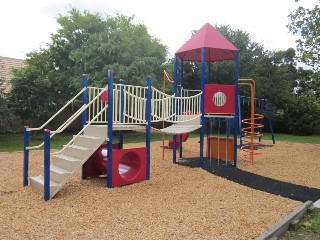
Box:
(0, 139, 319, 239)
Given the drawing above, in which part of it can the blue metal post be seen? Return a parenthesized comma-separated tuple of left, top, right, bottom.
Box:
(233, 51, 240, 167)
(238, 95, 243, 147)
(44, 129, 51, 201)
(199, 48, 206, 167)
(258, 99, 264, 143)
(207, 62, 211, 83)
(23, 126, 29, 186)
(173, 55, 178, 164)
(81, 74, 88, 179)
(119, 79, 125, 149)
(179, 61, 184, 158)
(265, 99, 276, 144)
(146, 76, 152, 180)
(107, 70, 114, 188)
(81, 74, 88, 127)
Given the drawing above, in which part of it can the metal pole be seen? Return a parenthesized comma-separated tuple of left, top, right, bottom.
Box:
(173, 55, 178, 164)
(146, 76, 152, 180)
(199, 48, 206, 168)
(44, 129, 51, 201)
(81, 74, 88, 179)
(233, 51, 240, 167)
(23, 126, 29, 186)
(107, 70, 114, 188)
(119, 79, 124, 149)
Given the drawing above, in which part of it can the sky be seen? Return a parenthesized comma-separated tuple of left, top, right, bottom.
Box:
(1, 0, 319, 60)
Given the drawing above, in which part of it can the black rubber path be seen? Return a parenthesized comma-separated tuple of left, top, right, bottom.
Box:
(177, 158, 320, 202)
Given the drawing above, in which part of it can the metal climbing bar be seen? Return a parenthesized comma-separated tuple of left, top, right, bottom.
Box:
(239, 79, 264, 164)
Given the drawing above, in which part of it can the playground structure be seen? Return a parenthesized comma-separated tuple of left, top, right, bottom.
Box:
(23, 23, 274, 200)
(23, 72, 202, 200)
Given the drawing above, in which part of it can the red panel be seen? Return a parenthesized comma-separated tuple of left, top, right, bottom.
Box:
(101, 91, 108, 103)
(204, 84, 235, 114)
(167, 133, 189, 149)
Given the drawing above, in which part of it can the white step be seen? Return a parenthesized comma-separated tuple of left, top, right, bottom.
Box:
(46, 165, 71, 183)
(73, 135, 105, 148)
(29, 176, 59, 194)
(52, 154, 82, 171)
(83, 125, 108, 138)
(62, 144, 92, 159)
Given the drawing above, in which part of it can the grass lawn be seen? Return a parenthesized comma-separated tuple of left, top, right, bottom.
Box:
(1, 131, 319, 152)
(282, 209, 320, 239)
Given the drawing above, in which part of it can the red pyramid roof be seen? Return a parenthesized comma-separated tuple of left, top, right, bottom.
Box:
(175, 23, 238, 62)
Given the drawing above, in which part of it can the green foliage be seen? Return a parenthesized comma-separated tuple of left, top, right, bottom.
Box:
(287, 3, 320, 71)
(9, 8, 168, 127)
(0, 78, 21, 133)
(282, 209, 320, 239)
(286, 94, 320, 135)
(288, 2, 320, 100)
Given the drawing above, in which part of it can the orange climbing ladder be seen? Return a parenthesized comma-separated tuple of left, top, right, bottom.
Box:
(239, 79, 264, 164)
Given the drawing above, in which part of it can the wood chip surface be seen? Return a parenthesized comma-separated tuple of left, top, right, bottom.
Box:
(1, 138, 319, 239)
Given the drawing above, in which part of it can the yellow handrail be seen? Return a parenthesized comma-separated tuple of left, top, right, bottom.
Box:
(53, 104, 109, 154)
(26, 86, 108, 150)
(27, 88, 86, 131)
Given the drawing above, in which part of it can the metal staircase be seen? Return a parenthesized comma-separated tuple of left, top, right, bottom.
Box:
(29, 126, 107, 199)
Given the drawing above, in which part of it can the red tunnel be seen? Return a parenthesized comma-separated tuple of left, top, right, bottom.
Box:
(86, 144, 147, 187)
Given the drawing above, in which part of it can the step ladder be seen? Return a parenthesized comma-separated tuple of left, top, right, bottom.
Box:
(29, 125, 108, 199)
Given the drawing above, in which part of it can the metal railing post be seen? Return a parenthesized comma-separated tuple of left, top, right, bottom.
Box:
(107, 70, 114, 188)
(44, 129, 51, 201)
(81, 74, 88, 179)
(146, 76, 152, 180)
(81, 74, 88, 127)
(23, 126, 29, 186)
(119, 79, 124, 149)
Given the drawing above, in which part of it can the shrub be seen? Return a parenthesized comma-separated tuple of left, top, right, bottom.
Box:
(286, 94, 320, 135)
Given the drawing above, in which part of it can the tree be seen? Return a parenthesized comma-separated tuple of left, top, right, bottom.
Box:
(287, 1, 320, 71)
(288, 1, 320, 99)
(286, 93, 320, 135)
(0, 77, 20, 132)
(9, 8, 168, 126)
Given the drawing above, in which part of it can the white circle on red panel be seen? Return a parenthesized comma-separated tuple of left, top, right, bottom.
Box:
(213, 91, 227, 107)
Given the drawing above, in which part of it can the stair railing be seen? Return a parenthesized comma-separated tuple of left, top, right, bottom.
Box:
(26, 86, 108, 150)
(43, 104, 109, 200)
(26, 105, 87, 150)
(27, 88, 86, 132)
(23, 85, 108, 187)
(52, 104, 109, 155)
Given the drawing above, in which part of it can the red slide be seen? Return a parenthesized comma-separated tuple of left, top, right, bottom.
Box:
(168, 133, 189, 149)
